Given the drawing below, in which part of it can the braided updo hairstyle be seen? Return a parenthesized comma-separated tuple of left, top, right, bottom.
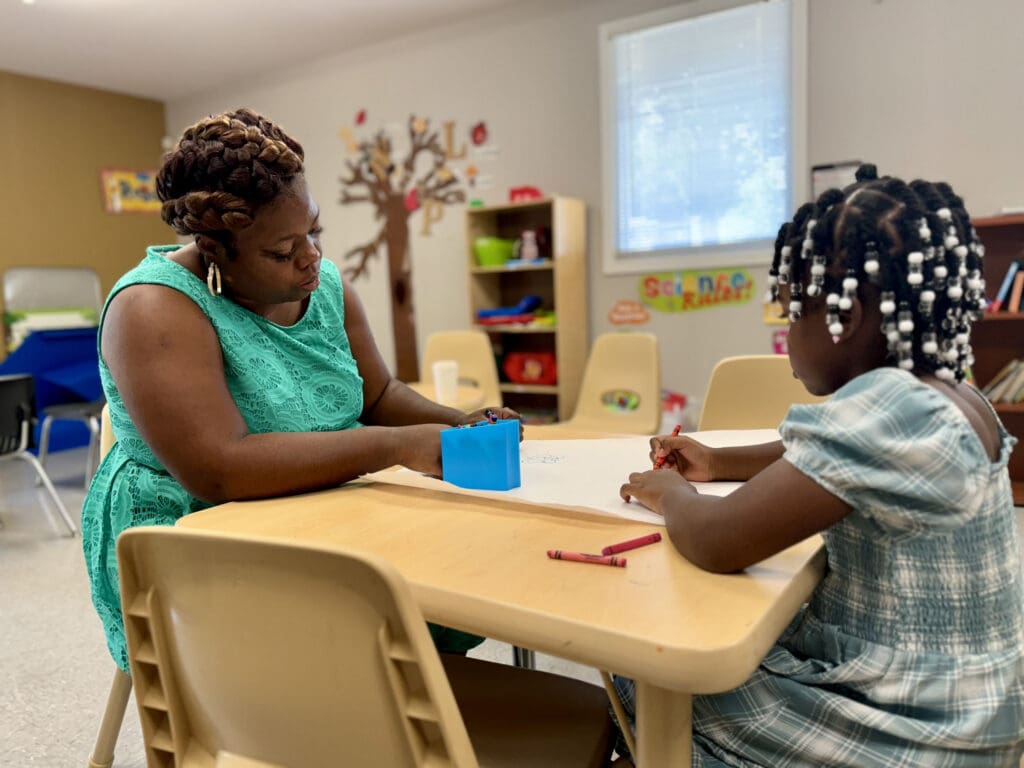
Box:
(767, 164, 985, 382)
(156, 108, 305, 259)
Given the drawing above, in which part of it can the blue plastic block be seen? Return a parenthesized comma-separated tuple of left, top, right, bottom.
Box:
(441, 419, 521, 491)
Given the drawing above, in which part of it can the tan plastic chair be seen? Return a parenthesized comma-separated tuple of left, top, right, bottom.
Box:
(421, 330, 502, 407)
(88, 403, 134, 768)
(560, 332, 660, 435)
(698, 354, 826, 430)
(117, 526, 613, 768)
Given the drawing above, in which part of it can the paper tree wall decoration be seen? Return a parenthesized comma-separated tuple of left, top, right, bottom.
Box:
(339, 114, 470, 381)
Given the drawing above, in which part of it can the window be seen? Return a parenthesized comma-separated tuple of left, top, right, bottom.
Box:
(600, 0, 807, 274)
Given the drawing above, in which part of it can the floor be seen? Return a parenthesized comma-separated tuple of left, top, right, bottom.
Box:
(3, 449, 1023, 768)
(0, 447, 599, 768)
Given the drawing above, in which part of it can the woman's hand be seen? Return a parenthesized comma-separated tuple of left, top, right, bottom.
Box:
(650, 434, 717, 481)
(458, 406, 524, 440)
(619, 469, 698, 515)
(395, 424, 448, 476)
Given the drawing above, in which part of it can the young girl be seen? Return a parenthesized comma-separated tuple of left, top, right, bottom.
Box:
(618, 165, 1024, 766)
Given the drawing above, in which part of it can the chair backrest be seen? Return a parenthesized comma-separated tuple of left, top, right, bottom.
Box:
(567, 333, 660, 434)
(698, 354, 827, 430)
(0, 374, 34, 454)
(117, 527, 479, 768)
(421, 330, 502, 407)
(2, 266, 103, 314)
(99, 403, 116, 460)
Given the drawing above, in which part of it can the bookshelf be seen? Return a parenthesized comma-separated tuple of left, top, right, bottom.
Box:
(465, 198, 588, 423)
(973, 214, 1024, 503)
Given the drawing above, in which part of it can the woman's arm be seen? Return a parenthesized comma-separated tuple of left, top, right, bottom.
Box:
(102, 284, 447, 504)
(620, 458, 850, 573)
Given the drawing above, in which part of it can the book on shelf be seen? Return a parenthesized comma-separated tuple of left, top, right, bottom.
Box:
(1009, 271, 1024, 314)
(997, 362, 1024, 404)
(982, 358, 1022, 401)
(988, 260, 1021, 313)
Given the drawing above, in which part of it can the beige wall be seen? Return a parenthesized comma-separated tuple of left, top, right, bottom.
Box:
(165, 0, 1024, 405)
(0, 71, 169, 356)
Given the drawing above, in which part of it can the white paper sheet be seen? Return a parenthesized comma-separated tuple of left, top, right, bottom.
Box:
(362, 429, 781, 524)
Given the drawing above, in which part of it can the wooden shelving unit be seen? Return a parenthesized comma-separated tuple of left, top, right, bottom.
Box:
(973, 215, 1024, 503)
(466, 198, 588, 422)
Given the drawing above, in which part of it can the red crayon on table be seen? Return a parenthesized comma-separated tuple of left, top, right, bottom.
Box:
(547, 550, 627, 567)
(601, 532, 662, 556)
(653, 424, 682, 469)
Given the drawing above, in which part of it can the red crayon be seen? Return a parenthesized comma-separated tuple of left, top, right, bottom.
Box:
(547, 550, 627, 568)
(653, 424, 682, 469)
(601, 532, 662, 556)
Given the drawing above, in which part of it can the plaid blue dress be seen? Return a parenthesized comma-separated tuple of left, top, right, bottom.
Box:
(618, 367, 1024, 766)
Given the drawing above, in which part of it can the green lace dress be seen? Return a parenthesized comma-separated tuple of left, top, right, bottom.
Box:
(82, 246, 479, 671)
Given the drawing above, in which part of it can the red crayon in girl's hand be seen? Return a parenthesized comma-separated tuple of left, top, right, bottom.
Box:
(653, 424, 682, 469)
(547, 550, 627, 567)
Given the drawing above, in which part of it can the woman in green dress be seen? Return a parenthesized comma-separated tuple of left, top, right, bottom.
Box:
(83, 108, 507, 671)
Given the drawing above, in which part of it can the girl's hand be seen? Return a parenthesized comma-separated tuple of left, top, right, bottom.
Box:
(459, 406, 524, 440)
(650, 434, 717, 481)
(620, 469, 698, 515)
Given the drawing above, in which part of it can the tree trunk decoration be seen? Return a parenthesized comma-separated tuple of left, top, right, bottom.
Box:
(339, 115, 467, 382)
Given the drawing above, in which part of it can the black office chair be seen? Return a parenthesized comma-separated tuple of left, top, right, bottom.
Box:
(0, 374, 77, 536)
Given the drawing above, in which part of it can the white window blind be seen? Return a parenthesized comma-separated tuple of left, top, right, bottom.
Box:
(601, 0, 806, 273)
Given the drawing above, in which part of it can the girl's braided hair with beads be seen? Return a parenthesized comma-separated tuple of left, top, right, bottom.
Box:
(156, 108, 305, 259)
(767, 164, 985, 382)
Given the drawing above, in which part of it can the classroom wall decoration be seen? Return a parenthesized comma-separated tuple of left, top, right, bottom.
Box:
(607, 299, 650, 326)
(338, 112, 487, 381)
(99, 169, 160, 214)
(638, 268, 754, 313)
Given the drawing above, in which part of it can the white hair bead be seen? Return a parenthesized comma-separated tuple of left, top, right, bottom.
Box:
(864, 259, 879, 274)
(779, 262, 790, 275)
(898, 318, 914, 333)
(922, 339, 939, 354)
(839, 297, 853, 310)
(953, 245, 968, 258)
(944, 347, 960, 362)
(780, 245, 792, 258)
(842, 277, 858, 290)
(936, 208, 952, 221)
(768, 274, 779, 286)
(789, 300, 802, 313)
(908, 272, 924, 285)
(880, 299, 897, 314)
(944, 235, 959, 249)
(899, 358, 915, 370)
(947, 284, 963, 300)
(826, 294, 840, 307)
(806, 284, 821, 297)
(899, 340, 913, 351)
(919, 225, 931, 240)
(920, 290, 936, 303)
(955, 331, 969, 344)
(934, 265, 948, 278)
(967, 277, 982, 290)
(907, 251, 924, 265)
(935, 367, 955, 380)
(826, 322, 842, 336)
(886, 329, 900, 342)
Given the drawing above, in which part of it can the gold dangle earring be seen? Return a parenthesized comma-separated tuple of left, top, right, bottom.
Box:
(206, 261, 222, 297)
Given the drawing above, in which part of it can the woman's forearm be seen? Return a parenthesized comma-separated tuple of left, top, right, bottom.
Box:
(362, 378, 464, 426)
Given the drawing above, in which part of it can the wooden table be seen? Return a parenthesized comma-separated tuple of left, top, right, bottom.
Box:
(406, 381, 486, 411)
(178, 428, 825, 765)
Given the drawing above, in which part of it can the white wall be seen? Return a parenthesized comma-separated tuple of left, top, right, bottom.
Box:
(166, 0, 1024, 407)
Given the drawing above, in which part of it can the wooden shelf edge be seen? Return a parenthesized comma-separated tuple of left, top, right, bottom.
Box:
(470, 262, 554, 274)
(972, 213, 1024, 228)
(979, 311, 1024, 321)
(1013, 481, 1024, 507)
(474, 324, 556, 334)
(466, 198, 559, 214)
(992, 402, 1024, 413)
(500, 383, 558, 395)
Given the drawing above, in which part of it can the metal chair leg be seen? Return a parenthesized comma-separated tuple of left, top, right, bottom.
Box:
(84, 416, 101, 490)
(88, 668, 133, 768)
(15, 451, 76, 536)
(512, 645, 536, 669)
(35, 414, 54, 486)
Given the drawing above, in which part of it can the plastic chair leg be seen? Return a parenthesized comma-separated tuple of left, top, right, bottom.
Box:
(15, 452, 76, 536)
(88, 668, 132, 768)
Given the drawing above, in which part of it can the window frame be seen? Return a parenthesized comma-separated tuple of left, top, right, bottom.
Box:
(599, 0, 808, 275)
